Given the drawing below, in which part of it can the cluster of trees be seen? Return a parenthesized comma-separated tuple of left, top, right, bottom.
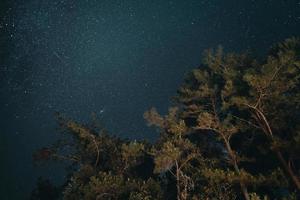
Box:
(32, 38, 300, 199)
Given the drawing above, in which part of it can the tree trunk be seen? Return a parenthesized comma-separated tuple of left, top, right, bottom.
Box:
(224, 140, 250, 200)
(276, 150, 300, 189)
(176, 161, 181, 200)
(251, 108, 300, 190)
(233, 163, 250, 200)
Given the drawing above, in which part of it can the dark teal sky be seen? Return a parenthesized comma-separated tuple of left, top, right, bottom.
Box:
(1, 0, 300, 199)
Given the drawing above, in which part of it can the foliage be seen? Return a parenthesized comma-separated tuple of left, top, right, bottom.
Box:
(32, 38, 300, 199)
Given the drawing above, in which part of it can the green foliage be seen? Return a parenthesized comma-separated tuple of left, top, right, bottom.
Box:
(33, 38, 300, 199)
(63, 172, 163, 200)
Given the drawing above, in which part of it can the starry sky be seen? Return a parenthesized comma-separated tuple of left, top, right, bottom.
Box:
(0, 0, 299, 199)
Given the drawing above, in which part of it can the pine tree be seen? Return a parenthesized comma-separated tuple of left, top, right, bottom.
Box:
(32, 38, 300, 199)
(176, 38, 300, 198)
(144, 107, 201, 200)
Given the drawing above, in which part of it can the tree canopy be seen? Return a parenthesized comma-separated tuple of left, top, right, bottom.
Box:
(32, 38, 300, 200)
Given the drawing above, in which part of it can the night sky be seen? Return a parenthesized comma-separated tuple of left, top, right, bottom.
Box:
(0, 0, 299, 199)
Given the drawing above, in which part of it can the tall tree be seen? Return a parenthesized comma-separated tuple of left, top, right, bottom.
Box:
(144, 107, 200, 200)
(32, 38, 300, 199)
(177, 38, 300, 197)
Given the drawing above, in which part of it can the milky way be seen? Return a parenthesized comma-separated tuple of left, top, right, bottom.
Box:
(0, 0, 299, 199)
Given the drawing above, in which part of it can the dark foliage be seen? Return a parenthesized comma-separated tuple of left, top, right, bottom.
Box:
(32, 38, 300, 200)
